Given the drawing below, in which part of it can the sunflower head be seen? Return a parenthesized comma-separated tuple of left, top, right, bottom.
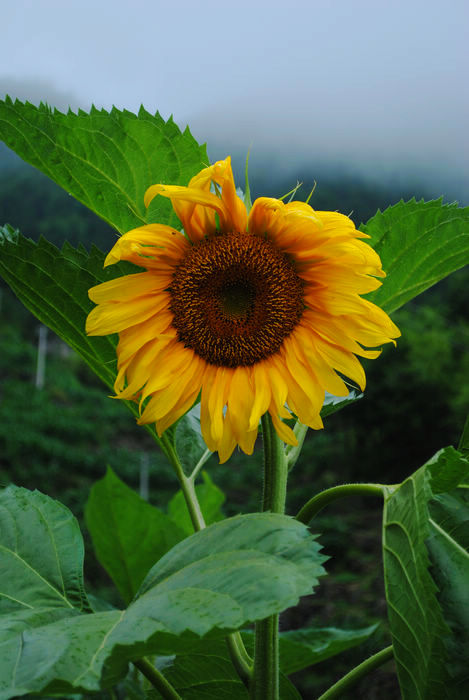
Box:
(86, 157, 400, 463)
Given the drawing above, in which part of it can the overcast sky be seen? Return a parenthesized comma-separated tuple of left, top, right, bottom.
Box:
(2, 0, 468, 199)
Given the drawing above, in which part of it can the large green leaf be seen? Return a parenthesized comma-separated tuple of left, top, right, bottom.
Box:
(382, 446, 469, 699)
(0, 226, 124, 389)
(85, 467, 186, 604)
(0, 488, 326, 698)
(361, 198, 469, 313)
(427, 486, 469, 692)
(0, 485, 90, 614)
(0, 99, 207, 233)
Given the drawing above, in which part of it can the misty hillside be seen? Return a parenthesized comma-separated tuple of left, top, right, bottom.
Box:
(0, 141, 445, 250)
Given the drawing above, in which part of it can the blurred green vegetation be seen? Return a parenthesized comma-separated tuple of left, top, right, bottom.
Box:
(0, 160, 467, 699)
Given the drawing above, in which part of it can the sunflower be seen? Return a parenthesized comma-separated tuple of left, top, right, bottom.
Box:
(86, 157, 400, 463)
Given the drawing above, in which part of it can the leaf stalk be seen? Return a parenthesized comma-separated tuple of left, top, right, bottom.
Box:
(316, 645, 394, 700)
(296, 483, 386, 524)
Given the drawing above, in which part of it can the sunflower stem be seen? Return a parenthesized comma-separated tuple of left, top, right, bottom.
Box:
(250, 414, 288, 700)
(316, 645, 394, 700)
(296, 483, 385, 525)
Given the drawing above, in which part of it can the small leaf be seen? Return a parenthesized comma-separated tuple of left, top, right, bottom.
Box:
(85, 467, 186, 604)
(426, 446, 469, 494)
(174, 403, 212, 476)
(320, 389, 363, 419)
(361, 198, 469, 313)
(0, 485, 90, 614)
(0, 99, 207, 233)
(168, 472, 225, 536)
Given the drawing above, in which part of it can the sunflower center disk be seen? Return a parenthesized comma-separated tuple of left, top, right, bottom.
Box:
(169, 232, 304, 367)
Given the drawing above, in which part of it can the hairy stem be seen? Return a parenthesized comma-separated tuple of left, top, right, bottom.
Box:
(250, 414, 288, 700)
(316, 645, 394, 700)
(296, 483, 385, 524)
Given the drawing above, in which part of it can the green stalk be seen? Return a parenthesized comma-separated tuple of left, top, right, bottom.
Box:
(316, 645, 394, 700)
(133, 658, 182, 700)
(296, 483, 385, 524)
(160, 432, 253, 685)
(250, 413, 288, 700)
(160, 433, 206, 531)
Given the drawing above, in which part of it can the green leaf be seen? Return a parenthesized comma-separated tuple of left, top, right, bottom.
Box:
(361, 198, 469, 313)
(168, 471, 225, 536)
(427, 486, 469, 692)
(426, 446, 469, 494)
(0, 496, 326, 698)
(135, 512, 325, 620)
(0, 485, 90, 614)
(0, 99, 207, 233)
(383, 468, 448, 699)
(85, 467, 186, 604)
(239, 624, 379, 676)
(458, 414, 469, 457)
(174, 403, 213, 476)
(277, 624, 378, 674)
(0, 609, 127, 698)
(0, 226, 124, 389)
(147, 639, 301, 699)
(382, 446, 469, 699)
(147, 625, 375, 699)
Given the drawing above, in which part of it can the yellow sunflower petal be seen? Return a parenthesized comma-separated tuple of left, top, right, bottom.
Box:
(86, 293, 169, 336)
(211, 157, 247, 233)
(206, 367, 233, 443)
(104, 224, 188, 268)
(226, 367, 255, 444)
(217, 412, 238, 464)
(139, 354, 204, 424)
(288, 329, 350, 398)
(248, 362, 272, 431)
(315, 338, 367, 391)
(88, 271, 172, 305)
(114, 337, 172, 399)
(269, 408, 298, 446)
